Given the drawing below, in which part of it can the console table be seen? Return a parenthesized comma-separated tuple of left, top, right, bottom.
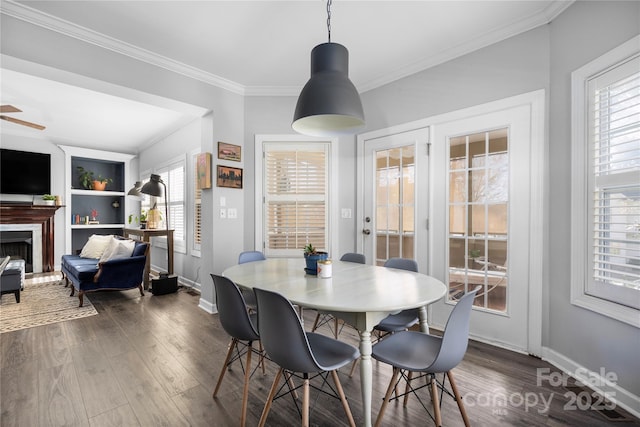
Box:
(123, 228, 174, 290)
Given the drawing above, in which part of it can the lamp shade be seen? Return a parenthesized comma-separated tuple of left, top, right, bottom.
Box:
(292, 43, 365, 137)
(140, 174, 164, 197)
(127, 181, 143, 196)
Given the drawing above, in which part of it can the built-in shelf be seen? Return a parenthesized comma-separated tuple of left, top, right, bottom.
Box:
(71, 224, 125, 229)
(59, 145, 136, 254)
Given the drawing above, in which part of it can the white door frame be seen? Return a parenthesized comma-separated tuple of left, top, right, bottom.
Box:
(357, 90, 544, 356)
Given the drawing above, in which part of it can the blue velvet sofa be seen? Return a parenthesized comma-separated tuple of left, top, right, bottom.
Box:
(61, 241, 149, 307)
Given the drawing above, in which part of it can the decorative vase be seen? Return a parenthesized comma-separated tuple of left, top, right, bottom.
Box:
(304, 252, 328, 274)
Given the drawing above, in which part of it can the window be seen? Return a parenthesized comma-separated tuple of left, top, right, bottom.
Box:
(261, 141, 330, 257)
(571, 36, 640, 327)
(156, 157, 186, 253)
(448, 129, 509, 312)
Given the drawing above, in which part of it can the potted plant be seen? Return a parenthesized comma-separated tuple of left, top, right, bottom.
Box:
(41, 194, 56, 205)
(92, 175, 113, 191)
(139, 209, 148, 229)
(77, 166, 94, 190)
(303, 243, 328, 274)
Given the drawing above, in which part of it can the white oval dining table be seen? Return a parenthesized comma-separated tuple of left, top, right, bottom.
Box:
(222, 257, 447, 427)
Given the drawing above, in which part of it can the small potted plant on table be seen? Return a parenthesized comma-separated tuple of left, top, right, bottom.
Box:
(303, 244, 328, 275)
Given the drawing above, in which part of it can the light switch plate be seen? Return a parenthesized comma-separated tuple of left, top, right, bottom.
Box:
(341, 208, 352, 219)
(228, 208, 237, 219)
(219, 208, 227, 218)
(220, 196, 226, 207)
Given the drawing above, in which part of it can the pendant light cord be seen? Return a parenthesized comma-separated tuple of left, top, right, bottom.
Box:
(326, 0, 332, 43)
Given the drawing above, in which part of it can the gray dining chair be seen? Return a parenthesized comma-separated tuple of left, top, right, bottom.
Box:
(311, 252, 366, 338)
(371, 286, 479, 427)
(237, 250, 266, 310)
(211, 274, 266, 427)
(374, 257, 420, 335)
(238, 250, 266, 264)
(254, 287, 360, 427)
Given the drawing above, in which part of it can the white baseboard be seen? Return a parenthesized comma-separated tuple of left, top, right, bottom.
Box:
(198, 298, 216, 314)
(542, 346, 640, 419)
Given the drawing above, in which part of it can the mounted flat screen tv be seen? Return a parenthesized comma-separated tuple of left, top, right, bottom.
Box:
(0, 148, 51, 195)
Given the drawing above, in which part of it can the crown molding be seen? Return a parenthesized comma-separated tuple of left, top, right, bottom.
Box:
(2, 0, 574, 97)
(0, 0, 247, 95)
(358, 0, 574, 93)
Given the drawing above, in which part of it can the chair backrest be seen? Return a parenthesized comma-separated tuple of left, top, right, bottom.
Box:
(340, 252, 366, 264)
(383, 257, 418, 272)
(211, 274, 259, 342)
(238, 250, 266, 264)
(254, 288, 322, 373)
(428, 286, 479, 373)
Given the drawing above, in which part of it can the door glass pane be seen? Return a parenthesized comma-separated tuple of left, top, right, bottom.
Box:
(375, 145, 416, 265)
(448, 128, 509, 312)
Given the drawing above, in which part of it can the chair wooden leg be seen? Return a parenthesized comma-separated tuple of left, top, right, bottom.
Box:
(374, 368, 401, 427)
(240, 342, 253, 427)
(213, 338, 237, 398)
(348, 357, 359, 377)
(333, 318, 339, 339)
(259, 368, 283, 427)
(403, 371, 413, 406)
(429, 374, 442, 427)
(447, 371, 470, 427)
(302, 375, 310, 427)
(258, 340, 266, 375)
(78, 290, 84, 307)
(286, 372, 299, 400)
(311, 313, 322, 332)
(331, 370, 356, 427)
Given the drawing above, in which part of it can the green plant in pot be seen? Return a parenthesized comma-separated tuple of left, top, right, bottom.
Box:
(77, 166, 94, 190)
(303, 243, 328, 274)
(92, 175, 113, 191)
(42, 194, 56, 205)
(139, 209, 148, 229)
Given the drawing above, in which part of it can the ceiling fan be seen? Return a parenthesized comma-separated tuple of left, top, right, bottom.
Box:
(0, 105, 46, 130)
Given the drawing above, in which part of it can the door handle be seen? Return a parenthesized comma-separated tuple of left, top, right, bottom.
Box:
(362, 228, 371, 235)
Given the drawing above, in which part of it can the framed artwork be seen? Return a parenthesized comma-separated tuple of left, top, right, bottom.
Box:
(217, 141, 241, 162)
(196, 152, 212, 189)
(217, 165, 243, 189)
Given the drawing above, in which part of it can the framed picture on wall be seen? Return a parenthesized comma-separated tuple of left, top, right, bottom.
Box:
(196, 152, 212, 189)
(217, 165, 243, 189)
(217, 141, 241, 162)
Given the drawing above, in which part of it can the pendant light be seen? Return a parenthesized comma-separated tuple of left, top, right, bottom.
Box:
(292, 0, 365, 137)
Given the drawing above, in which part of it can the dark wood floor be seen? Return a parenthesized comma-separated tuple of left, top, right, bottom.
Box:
(1, 278, 638, 427)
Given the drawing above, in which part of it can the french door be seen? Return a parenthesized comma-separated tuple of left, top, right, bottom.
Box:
(358, 92, 544, 354)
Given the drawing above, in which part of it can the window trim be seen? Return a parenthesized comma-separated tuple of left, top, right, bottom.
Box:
(570, 35, 640, 328)
(254, 134, 339, 258)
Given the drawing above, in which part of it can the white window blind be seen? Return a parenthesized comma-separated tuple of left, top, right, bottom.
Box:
(264, 143, 328, 255)
(588, 56, 640, 306)
(158, 159, 185, 245)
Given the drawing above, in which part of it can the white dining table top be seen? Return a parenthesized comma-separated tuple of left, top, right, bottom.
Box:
(222, 257, 447, 314)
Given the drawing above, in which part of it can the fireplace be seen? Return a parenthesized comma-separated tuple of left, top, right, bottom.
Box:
(0, 204, 60, 273)
(0, 229, 37, 273)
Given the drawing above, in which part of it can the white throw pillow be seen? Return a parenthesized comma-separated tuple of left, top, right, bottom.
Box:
(99, 237, 135, 263)
(80, 234, 113, 259)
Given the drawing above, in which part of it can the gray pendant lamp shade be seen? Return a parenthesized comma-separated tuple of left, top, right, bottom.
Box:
(292, 42, 365, 137)
(127, 181, 143, 196)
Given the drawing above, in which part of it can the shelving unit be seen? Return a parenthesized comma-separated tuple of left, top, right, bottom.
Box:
(59, 145, 136, 254)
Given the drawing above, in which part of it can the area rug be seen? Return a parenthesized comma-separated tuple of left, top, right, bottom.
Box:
(0, 273, 98, 333)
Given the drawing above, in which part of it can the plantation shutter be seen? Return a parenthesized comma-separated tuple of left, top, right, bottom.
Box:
(193, 154, 202, 249)
(264, 143, 328, 256)
(158, 160, 185, 244)
(588, 55, 640, 306)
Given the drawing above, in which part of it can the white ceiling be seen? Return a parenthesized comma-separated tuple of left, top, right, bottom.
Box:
(0, 0, 571, 152)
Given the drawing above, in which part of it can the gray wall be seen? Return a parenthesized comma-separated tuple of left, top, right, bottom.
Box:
(547, 1, 640, 397)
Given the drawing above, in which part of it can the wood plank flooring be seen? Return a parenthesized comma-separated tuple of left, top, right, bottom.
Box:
(1, 281, 638, 426)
